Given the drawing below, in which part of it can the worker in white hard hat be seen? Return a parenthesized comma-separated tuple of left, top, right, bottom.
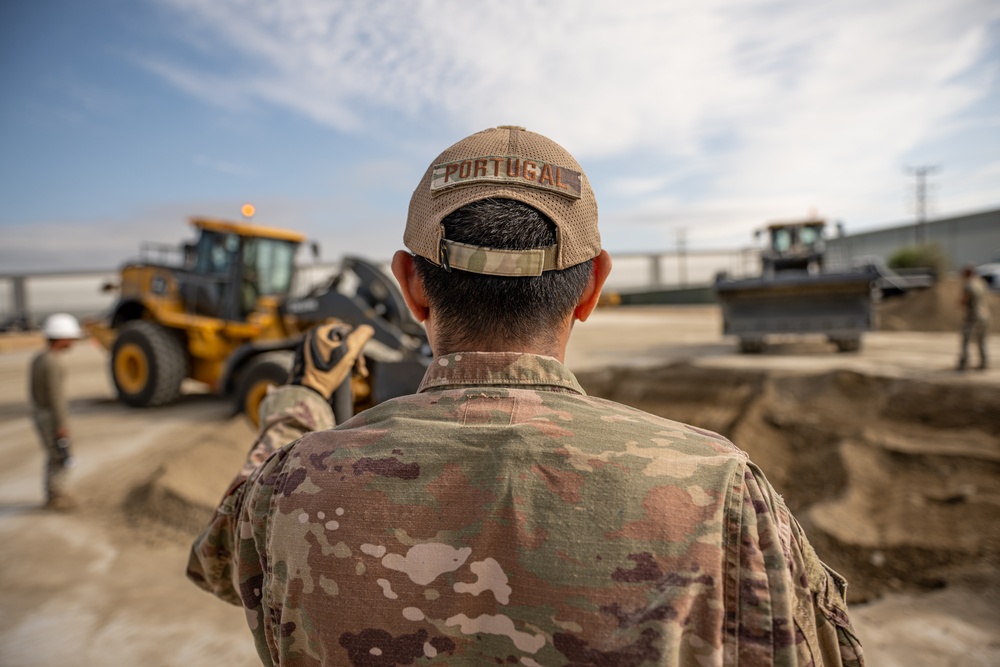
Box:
(30, 313, 84, 510)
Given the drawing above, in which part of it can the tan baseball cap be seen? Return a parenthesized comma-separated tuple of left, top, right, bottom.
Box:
(405, 125, 600, 277)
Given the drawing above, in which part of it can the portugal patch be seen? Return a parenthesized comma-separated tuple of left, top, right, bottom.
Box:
(430, 156, 582, 199)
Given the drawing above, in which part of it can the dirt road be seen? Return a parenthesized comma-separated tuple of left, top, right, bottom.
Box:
(1, 307, 998, 666)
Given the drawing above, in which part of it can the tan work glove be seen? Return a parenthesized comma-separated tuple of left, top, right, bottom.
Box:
(289, 323, 375, 400)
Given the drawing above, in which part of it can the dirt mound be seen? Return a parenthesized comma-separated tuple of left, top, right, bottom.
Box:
(579, 364, 1000, 602)
(878, 277, 1000, 332)
(124, 416, 253, 536)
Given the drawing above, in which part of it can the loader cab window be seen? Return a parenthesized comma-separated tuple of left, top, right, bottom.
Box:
(183, 230, 240, 320)
(241, 238, 297, 296)
(195, 231, 238, 275)
(799, 225, 821, 248)
(771, 228, 792, 253)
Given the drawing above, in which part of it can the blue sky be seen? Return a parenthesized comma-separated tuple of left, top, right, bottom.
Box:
(1, 0, 998, 271)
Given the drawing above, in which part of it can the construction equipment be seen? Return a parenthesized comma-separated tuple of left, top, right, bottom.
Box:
(758, 219, 827, 276)
(714, 219, 878, 353)
(88, 216, 430, 425)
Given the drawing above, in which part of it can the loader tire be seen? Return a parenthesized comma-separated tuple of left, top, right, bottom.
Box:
(236, 351, 294, 429)
(111, 321, 187, 407)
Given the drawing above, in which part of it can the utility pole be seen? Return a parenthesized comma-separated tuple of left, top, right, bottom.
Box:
(905, 165, 939, 244)
(676, 227, 688, 287)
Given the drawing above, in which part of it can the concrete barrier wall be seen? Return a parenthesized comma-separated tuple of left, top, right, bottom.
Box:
(603, 249, 759, 290)
(0, 271, 118, 326)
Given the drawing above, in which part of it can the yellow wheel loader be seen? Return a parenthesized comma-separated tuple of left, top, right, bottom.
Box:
(89, 217, 430, 425)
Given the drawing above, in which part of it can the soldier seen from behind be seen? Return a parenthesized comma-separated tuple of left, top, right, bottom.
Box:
(30, 313, 83, 510)
(188, 126, 864, 666)
(957, 264, 991, 371)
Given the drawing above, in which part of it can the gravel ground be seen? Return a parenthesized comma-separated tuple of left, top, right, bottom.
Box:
(0, 307, 997, 666)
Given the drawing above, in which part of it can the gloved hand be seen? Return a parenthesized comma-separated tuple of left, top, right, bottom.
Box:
(289, 323, 375, 401)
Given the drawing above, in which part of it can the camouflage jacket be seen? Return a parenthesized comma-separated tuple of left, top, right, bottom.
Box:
(188, 352, 863, 666)
(963, 276, 991, 323)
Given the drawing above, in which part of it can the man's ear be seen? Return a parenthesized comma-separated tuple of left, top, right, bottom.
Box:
(573, 250, 612, 323)
(391, 251, 430, 323)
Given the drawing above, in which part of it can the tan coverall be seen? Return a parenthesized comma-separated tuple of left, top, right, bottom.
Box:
(959, 275, 991, 370)
(30, 349, 71, 502)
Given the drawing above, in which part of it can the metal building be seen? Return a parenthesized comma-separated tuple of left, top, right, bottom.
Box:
(828, 207, 1000, 270)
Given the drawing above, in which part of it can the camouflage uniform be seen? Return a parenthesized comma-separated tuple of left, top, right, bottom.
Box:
(189, 352, 862, 666)
(959, 275, 990, 370)
(29, 348, 71, 501)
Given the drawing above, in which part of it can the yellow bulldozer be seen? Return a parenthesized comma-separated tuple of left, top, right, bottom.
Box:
(88, 216, 430, 425)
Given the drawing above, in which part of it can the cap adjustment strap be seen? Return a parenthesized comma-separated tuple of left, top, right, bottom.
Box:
(439, 239, 558, 277)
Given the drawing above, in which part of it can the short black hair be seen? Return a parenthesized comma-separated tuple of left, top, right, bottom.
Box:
(414, 198, 593, 352)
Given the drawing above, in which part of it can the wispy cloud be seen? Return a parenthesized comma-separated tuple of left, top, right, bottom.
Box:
(193, 154, 255, 177)
(139, 57, 254, 113)
(134, 0, 1000, 247)
(0, 198, 325, 272)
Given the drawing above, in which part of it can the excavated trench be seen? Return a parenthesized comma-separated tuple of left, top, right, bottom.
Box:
(129, 358, 1000, 605)
(577, 364, 1000, 602)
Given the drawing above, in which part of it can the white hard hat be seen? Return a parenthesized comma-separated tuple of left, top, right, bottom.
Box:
(42, 313, 83, 340)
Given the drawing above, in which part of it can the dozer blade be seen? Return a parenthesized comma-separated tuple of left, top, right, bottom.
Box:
(715, 269, 877, 338)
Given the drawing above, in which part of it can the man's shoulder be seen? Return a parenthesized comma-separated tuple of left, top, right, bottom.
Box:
(570, 391, 746, 457)
(291, 385, 745, 465)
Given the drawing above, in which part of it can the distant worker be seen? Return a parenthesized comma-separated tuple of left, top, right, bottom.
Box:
(188, 126, 863, 665)
(29, 313, 83, 510)
(957, 264, 990, 371)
